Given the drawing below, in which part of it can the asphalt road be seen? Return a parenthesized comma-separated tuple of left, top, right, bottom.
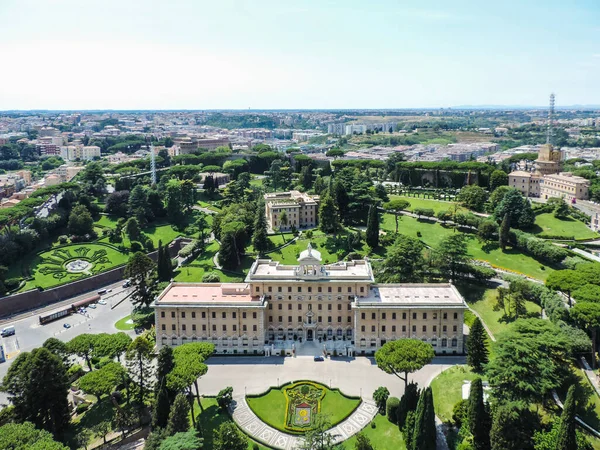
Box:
(0, 282, 137, 406)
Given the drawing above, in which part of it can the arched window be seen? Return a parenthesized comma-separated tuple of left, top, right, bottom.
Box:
(441, 338, 448, 347)
(451, 338, 458, 347)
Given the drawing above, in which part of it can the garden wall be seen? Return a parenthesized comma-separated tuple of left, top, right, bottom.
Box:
(0, 238, 185, 319)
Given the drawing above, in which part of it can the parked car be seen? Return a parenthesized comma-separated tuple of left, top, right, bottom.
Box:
(122, 280, 131, 288)
(88, 304, 96, 309)
(63, 323, 71, 329)
(1, 326, 15, 337)
(98, 300, 107, 305)
(314, 356, 324, 362)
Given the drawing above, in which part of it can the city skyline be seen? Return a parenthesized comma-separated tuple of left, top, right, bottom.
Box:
(0, 0, 599, 110)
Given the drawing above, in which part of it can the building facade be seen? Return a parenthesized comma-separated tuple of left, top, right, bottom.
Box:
(154, 245, 467, 356)
(264, 191, 320, 231)
(540, 172, 590, 201)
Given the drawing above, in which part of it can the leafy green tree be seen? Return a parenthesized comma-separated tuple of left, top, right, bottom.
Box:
(467, 378, 491, 450)
(375, 339, 435, 388)
(381, 234, 425, 282)
(556, 385, 577, 450)
(93, 420, 112, 445)
(489, 170, 508, 191)
(411, 387, 436, 450)
(434, 233, 470, 280)
(499, 213, 510, 250)
(166, 179, 185, 226)
(478, 219, 498, 243)
(1, 348, 70, 438)
(365, 204, 380, 248)
(457, 185, 488, 212)
(466, 317, 489, 373)
(213, 421, 247, 450)
(68, 333, 98, 371)
(386, 396, 400, 424)
(125, 217, 142, 242)
(42, 337, 69, 365)
(493, 188, 534, 229)
(319, 193, 341, 234)
(195, 212, 209, 243)
(553, 198, 570, 219)
(252, 202, 269, 255)
(216, 386, 233, 411)
(570, 302, 600, 368)
(546, 269, 583, 307)
(93, 332, 132, 361)
(125, 252, 158, 308)
(161, 430, 204, 450)
(128, 185, 149, 223)
(298, 414, 342, 450)
(68, 204, 94, 237)
(490, 401, 537, 450)
(218, 230, 239, 270)
(144, 428, 168, 450)
(300, 164, 314, 190)
(0, 422, 69, 450)
(398, 382, 420, 429)
(533, 420, 592, 450)
(384, 199, 410, 233)
(373, 386, 390, 414)
(572, 284, 600, 303)
(126, 336, 155, 416)
(166, 393, 191, 436)
(78, 362, 126, 402)
(354, 432, 374, 450)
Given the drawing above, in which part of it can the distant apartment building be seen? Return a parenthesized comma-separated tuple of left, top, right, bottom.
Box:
(328, 123, 346, 135)
(38, 126, 59, 137)
(540, 173, 590, 202)
(292, 131, 324, 142)
(61, 145, 101, 161)
(196, 137, 230, 151)
(264, 191, 320, 231)
(56, 165, 85, 182)
(344, 124, 367, 135)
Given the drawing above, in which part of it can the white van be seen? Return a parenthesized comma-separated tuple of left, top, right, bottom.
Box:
(1, 326, 15, 337)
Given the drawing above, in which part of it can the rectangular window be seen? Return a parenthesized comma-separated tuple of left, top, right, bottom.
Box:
(337, 304, 342, 311)
(454, 313, 458, 320)
(337, 316, 341, 323)
(242, 312, 246, 319)
(361, 325, 365, 332)
(422, 313, 427, 320)
(242, 325, 247, 331)
(328, 304, 332, 311)
(382, 325, 386, 332)
(412, 313, 417, 320)
(192, 312, 196, 319)
(348, 287, 352, 293)
(328, 316, 332, 323)
(328, 287, 332, 293)
(422, 325, 426, 332)
(298, 316, 302, 323)
(453, 325, 458, 332)
(433, 325, 437, 333)
(255, 286, 259, 292)
(161, 311, 165, 318)
(202, 311, 206, 319)
(443, 313, 448, 320)
(298, 304, 303, 310)
(222, 325, 227, 331)
(268, 286, 272, 292)
(338, 287, 342, 293)
(288, 316, 292, 322)
(253, 325, 257, 331)
(318, 287, 322, 293)
(412, 325, 416, 333)
(308, 287, 312, 293)
(202, 324, 206, 331)
(288, 287, 292, 292)
(171, 311, 175, 318)
(443, 325, 447, 332)
(298, 287, 302, 293)
(318, 304, 322, 311)
(360, 286, 364, 293)
(162, 324, 166, 330)
(402, 325, 406, 332)
(392, 325, 396, 332)
(402, 312, 407, 320)
(222, 312, 226, 319)
(278, 304, 282, 310)
(172, 324, 176, 331)
(233, 325, 237, 331)
(212, 324, 216, 331)
(372, 313, 376, 320)
(232, 312, 236, 319)
(192, 324, 196, 331)
(348, 316, 352, 323)
(318, 316, 322, 322)
(278, 287, 282, 292)
(288, 304, 292, 310)
(253, 312, 257, 319)
(211, 312, 216, 319)
(347, 304, 351, 311)
(371, 325, 376, 332)
(361, 312, 365, 320)
(269, 304, 273, 310)
(269, 316, 273, 322)
(278, 316, 282, 322)
(382, 313, 386, 320)
(392, 313, 396, 320)
(433, 313, 437, 320)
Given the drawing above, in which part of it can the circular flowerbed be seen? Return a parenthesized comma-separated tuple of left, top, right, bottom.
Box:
(246, 380, 361, 434)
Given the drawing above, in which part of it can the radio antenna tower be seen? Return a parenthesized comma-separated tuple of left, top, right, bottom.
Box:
(546, 93, 555, 145)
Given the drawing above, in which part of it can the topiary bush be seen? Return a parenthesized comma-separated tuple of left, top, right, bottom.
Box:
(202, 272, 221, 283)
(386, 396, 400, 424)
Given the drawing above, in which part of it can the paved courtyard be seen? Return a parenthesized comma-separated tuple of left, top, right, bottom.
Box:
(202, 355, 465, 400)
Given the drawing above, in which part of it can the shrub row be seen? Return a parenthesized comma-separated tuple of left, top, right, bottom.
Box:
(510, 230, 568, 264)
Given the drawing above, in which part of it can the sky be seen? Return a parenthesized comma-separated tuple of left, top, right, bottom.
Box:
(0, 0, 599, 110)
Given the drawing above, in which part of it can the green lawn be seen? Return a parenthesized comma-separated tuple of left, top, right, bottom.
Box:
(381, 213, 555, 280)
(16, 243, 129, 291)
(456, 284, 542, 338)
(174, 241, 248, 283)
(388, 195, 466, 214)
(342, 413, 406, 449)
(532, 213, 598, 240)
(192, 398, 269, 450)
(246, 383, 361, 434)
(430, 366, 480, 423)
(115, 315, 135, 331)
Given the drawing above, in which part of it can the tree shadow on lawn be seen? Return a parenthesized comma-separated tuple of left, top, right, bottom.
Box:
(65, 398, 115, 447)
(557, 369, 600, 430)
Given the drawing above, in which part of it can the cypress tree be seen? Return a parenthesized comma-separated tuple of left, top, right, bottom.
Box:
(163, 245, 173, 281)
(397, 382, 420, 429)
(157, 241, 164, 281)
(152, 383, 171, 429)
(499, 213, 510, 251)
(467, 378, 491, 450)
(252, 201, 270, 255)
(366, 204, 380, 248)
(218, 232, 239, 270)
(556, 385, 577, 450)
(166, 393, 191, 436)
(467, 318, 489, 373)
(411, 387, 436, 450)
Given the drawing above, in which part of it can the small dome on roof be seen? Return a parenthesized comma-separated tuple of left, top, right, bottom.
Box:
(298, 243, 321, 262)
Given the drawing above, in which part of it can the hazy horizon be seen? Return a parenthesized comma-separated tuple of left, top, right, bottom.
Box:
(1, 0, 599, 110)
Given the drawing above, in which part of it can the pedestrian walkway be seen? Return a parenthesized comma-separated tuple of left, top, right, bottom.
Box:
(231, 395, 378, 450)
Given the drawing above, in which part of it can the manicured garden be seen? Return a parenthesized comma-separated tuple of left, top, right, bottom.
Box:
(191, 397, 269, 450)
(246, 381, 361, 434)
(16, 243, 129, 292)
(173, 241, 247, 283)
(388, 194, 466, 215)
(532, 212, 598, 240)
(456, 284, 541, 338)
(381, 213, 555, 280)
(342, 413, 406, 449)
(429, 365, 479, 423)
